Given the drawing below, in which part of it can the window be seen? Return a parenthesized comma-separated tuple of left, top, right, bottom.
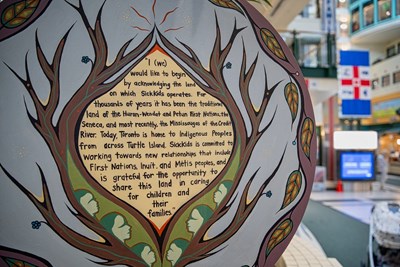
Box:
(378, 0, 392, 21)
(387, 46, 396, 58)
(300, 0, 318, 19)
(382, 75, 390, 87)
(372, 78, 379, 90)
(397, 0, 400, 16)
(351, 9, 360, 32)
(394, 71, 400, 84)
(363, 1, 374, 26)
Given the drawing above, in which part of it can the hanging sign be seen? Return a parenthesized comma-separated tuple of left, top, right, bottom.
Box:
(339, 50, 372, 118)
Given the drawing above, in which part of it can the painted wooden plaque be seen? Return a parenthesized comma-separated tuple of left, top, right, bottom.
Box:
(0, 0, 316, 266)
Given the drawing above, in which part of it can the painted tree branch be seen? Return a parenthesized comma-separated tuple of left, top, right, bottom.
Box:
(56, 0, 159, 253)
(3, 0, 158, 265)
(0, 164, 145, 266)
(159, 14, 283, 266)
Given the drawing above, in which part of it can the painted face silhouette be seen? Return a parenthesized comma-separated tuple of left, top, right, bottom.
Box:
(187, 208, 204, 235)
(141, 245, 156, 266)
(213, 183, 228, 206)
(111, 215, 131, 242)
(80, 192, 99, 216)
(167, 243, 183, 266)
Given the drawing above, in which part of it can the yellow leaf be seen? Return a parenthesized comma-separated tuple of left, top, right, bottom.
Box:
(266, 219, 293, 255)
(301, 118, 314, 158)
(1, 0, 40, 29)
(208, 0, 244, 15)
(281, 171, 302, 209)
(284, 83, 299, 122)
(260, 28, 287, 61)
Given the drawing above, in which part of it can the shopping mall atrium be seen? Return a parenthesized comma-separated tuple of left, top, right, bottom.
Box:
(253, 0, 399, 266)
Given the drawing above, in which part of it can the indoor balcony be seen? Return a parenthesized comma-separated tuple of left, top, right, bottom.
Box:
(349, 0, 400, 45)
(281, 30, 337, 79)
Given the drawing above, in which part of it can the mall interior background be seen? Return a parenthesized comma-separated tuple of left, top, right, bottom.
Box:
(252, 0, 400, 186)
(251, 0, 400, 266)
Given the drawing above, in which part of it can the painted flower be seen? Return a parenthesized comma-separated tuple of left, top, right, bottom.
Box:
(31, 220, 41, 229)
(81, 56, 91, 64)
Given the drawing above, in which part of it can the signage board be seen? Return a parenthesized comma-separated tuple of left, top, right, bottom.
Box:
(339, 151, 375, 181)
(339, 50, 372, 118)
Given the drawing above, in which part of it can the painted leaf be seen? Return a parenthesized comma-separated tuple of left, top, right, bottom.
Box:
(281, 171, 302, 209)
(1, 0, 40, 29)
(208, 0, 244, 15)
(260, 28, 287, 61)
(301, 117, 314, 158)
(4, 258, 36, 267)
(248, 0, 272, 7)
(266, 219, 293, 255)
(284, 82, 299, 122)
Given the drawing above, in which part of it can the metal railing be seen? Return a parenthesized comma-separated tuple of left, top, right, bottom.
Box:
(280, 30, 337, 68)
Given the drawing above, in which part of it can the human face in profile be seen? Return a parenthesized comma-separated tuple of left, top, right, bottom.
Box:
(112, 215, 131, 242)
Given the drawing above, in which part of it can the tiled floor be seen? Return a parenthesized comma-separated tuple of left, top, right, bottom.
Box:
(278, 187, 400, 266)
(310, 190, 400, 224)
(278, 236, 342, 267)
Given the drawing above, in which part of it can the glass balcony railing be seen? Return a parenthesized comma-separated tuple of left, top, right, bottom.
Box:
(280, 30, 337, 78)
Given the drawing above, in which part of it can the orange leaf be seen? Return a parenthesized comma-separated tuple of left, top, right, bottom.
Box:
(260, 28, 287, 61)
(266, 219, 293, 255)
(208, 0, 244, 15)
(281, 171, 302, 209)
(301, 117, 314, 158)
(284, 82, 299, 122)
(1, 0, 40, 29)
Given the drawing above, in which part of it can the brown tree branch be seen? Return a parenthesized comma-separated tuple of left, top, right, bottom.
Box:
(178, 145, 287, 266)
(35, 27, 73, 125)
(158, 13, 284, 266)
(239, 42, 259, 127)
(0, 164, 146, 266)
(65, 0, 108, 75)
(6, 0, 159, 264)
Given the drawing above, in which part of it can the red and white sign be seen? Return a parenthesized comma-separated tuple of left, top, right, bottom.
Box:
(339, 66, 371, 100)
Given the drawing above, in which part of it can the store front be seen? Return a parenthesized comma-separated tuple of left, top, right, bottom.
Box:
(361, 93, 400, 175)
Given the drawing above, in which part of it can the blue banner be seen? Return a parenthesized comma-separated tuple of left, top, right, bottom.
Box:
(339, 50, 371, 117)
(340, 50, 369, 66)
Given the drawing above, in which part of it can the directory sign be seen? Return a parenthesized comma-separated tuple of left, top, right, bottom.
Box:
(340, 151, 375, 181)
